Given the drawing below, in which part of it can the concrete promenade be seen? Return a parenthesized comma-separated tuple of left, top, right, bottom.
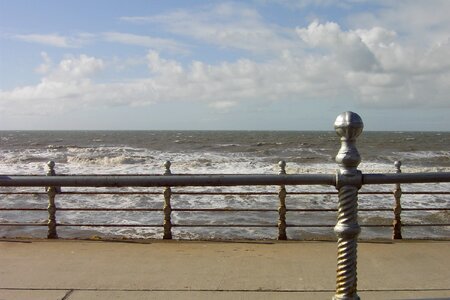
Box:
(1, 239, 449, 300)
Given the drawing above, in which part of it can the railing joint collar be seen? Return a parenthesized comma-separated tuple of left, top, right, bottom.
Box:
(335, 170, 362, 190)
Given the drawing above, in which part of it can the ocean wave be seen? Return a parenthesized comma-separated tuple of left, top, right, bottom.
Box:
(215, 143, 240, 148)
(46, 144, 67, 150)
(67, 155, 147, 166)
(392, 150, 450, 160)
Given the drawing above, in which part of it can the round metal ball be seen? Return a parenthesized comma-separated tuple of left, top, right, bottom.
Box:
(334, 111, 364, 139)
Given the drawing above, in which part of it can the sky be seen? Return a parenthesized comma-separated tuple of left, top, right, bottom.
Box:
(0, 0, 449, 131)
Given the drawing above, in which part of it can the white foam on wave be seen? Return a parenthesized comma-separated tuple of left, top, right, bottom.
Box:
(392, 150, 450, 160)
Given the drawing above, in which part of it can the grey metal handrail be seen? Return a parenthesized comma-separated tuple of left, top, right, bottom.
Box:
(363, 173, 450, 184)
(0, 174, 336, 187)
(1, 172, 449, 187)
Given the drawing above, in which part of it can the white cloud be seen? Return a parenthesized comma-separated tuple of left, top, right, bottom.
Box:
(347, 1, 450, 46)
(256, 0, 358, 9)
(297, 21, 380, 72)
(295, 21, 450, 107)
(147, 51, 183, 75)
(0, 55, 105, 114)
(2, 14, 450, 117)
(102, 32, 189, 54)
(11, 31, 188, 54)
(35, 52, 52, 74)
(49, 54, 104, 81)
(208, 101, 237, 110)
(121, 3, 299, 55)
(14, 33, 88, 48)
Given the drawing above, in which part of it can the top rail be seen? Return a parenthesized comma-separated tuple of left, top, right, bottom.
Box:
(0, 174, 336, 187)
(363, 173, 450, 184)
(1, 172, 449, 188)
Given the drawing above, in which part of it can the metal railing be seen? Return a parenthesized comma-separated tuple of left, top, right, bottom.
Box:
(0, 111, 449, 300)
(1, 161, 448, 240)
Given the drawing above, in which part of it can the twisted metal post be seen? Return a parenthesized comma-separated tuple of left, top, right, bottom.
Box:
(46, 161, 59, 239)
(163, 161, 173, 239)
(393, 161, 403, 239)
(277, 160, 287, 240)
(333, 112, 363, 300)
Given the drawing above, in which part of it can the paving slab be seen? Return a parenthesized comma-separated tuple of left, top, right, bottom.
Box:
(2, 289, 449, 300)
(65, 290, 450, 300)
(0, 289, 70, 300)
(0, 239, 449, 299)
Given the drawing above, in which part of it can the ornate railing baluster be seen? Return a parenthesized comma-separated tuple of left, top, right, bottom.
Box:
(45, 161, 59, 239)
(278, 160, 287, 240)
(163, 161, 173, 239)
(393, 161, 403, 239)
(333, 112, 363, 300)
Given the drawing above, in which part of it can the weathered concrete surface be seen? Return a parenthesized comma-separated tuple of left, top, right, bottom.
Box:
(3, 290, 450, 300)
(1, 239, 449, 299)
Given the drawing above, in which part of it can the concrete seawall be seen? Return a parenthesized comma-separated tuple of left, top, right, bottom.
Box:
(1, 239, 449, 299)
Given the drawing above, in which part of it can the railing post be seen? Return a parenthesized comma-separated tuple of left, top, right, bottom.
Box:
(45, 161, 59, 239)
(163, 161, 172, 240)
(393, 161, 403, 239)
(333, 112, 363, 300)
(278, 160, 287, 240)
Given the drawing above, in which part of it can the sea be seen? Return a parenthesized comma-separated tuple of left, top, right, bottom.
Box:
(0, 130, 449, 240)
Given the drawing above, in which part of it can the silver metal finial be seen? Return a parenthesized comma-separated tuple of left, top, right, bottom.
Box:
(334, 111, 364, 176)
(164, 161, 172, 175)
(47, 161, 56, 176)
